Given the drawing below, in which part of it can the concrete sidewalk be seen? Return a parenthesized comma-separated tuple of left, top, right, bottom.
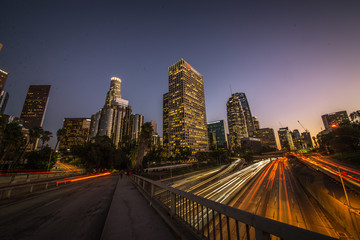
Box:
(101, 176, 177, 240)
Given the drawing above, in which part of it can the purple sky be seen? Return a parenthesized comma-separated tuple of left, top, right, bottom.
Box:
(1, 0, 360, 147)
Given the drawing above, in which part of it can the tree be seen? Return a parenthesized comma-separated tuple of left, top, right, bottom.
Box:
(26, 147, 56, 169)
(136, 122, 153, 170)
(40, 130, 52, 149)
(0, 122, 26, 168)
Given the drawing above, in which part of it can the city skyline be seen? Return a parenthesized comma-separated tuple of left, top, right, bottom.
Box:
(1, 1, 360, 147)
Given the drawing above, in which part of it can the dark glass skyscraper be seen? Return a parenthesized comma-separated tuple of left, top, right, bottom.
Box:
(207, 120, 228, 149)
(20, 85, 51, 129)
(163, 59, 208, 155)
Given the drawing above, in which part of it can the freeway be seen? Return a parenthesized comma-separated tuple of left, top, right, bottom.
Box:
(0, 175, 117, 240)
(227, 158, 341, 238)
(167, 158, 347, 239)
(298, 153, 360, 189)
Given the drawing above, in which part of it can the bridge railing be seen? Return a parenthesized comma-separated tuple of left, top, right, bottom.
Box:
(131, 174, 338, 240)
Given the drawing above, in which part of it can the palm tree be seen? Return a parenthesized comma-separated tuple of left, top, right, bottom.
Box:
(47, 128, 66, 170)
(136, 122, 153, 170)
(40, 130, 52, 149)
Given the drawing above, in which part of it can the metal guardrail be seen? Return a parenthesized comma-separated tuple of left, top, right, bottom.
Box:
(131, 175, 338, 240)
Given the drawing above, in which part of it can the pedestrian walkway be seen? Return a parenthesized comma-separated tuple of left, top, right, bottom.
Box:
(101, 176, 177, 240)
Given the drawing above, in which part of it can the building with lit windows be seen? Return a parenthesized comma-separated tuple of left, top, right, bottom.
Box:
(321, 111, 349, 130)
(162, 93, 169, 152)
(131, 114, 144, 144)
(253, 116, 260, 130)
(254, 128, 277, 151)
(0, 68, 9, 114)
(278, 127, 295, 151)
(163, 59, 208, 156)
(0, 91, 9, 114)
(0, 68, 8, 93)
(301, 131, 313, 148)
(207, 120, 228, 149)
(59, 118, 91, 151)
(89, 77, 132, 147)
(227, 94, 248, 148)
(20, 85, 51, 129)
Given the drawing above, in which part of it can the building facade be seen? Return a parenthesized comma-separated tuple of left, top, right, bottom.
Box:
(207, 120, 228, 149)
(254, 128, 277, 151)
(321, 111, 349, 130)
(162, 93, 169, 152)
(0, 68, 8, 93)
(20, 85, 51, 129)
(163, 59, 208, 155)
(59, 118, 91, 151)
(278, 127, 295, 151)
(0, 91, 9, 114)
(253, 116, 260, 131)
(130, 114, 144, 144)
(89, 77, 132, 147)
(227, 94, 248, 148)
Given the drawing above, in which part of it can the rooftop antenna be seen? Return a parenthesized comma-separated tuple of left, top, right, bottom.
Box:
(230, 84, 233, 95)
(279, 121, 284, 128)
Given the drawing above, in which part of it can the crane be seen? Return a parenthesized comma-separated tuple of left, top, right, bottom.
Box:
(297, 120, 308, 133)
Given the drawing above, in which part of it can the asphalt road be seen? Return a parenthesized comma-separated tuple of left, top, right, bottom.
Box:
(0, 175, 118, 240)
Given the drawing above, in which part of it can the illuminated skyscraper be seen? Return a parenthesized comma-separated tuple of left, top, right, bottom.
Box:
(254, 128, 277, 151)
(227, 94, 247, 148)
(20, 85, 51, 129)
(253, 116, 260, 130)
(0, 68, 8, 93)
(59, 118, 91, 151)
(162, 93, 169, 152)
(278, 127, 295, 151)
(164, 59, 208, 155)
(0, 68, 9, 114)
(131, 114, 144, 144)
(321, 111, 349, 130)
(90, 77, 132, 147)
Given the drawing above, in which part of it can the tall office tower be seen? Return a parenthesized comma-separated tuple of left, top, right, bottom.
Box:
(164, 59, 208, 155)
(291, 129, 303, 150)
(59, 118, 91, 151)
(253, 116, 260, 130)
(131, 114, 144, 144)
(89, 111, 101, 138)
(0, 68, 9, 93)
(0, 91, 9, 114)
(301, 132, 313, 148)
(20, 85, 51, 129)
(278, 127, 295, 151)
(321, 111, 349, 130)
(162, 93, 169, 152)
(207, 120, 228, 149)
(254, 128, 277, 151)
(90, 77, 132, 147)
(150, 120, 157, 135)
(227, 94, 248, 148)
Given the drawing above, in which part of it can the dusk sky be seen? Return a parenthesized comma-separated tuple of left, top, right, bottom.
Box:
(1, 0, 360, 147)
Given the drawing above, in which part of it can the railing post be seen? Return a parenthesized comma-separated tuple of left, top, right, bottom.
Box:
(151, 183, 154, 197)
(171, 192, 176, 218)
(255, 229, 270, 240)
(142, 179, 145, 189)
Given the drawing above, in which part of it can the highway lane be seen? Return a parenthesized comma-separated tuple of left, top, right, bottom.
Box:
(0, 175, 117, 240)
(208, 158, 341, 239)
(298, 153, 360, 189)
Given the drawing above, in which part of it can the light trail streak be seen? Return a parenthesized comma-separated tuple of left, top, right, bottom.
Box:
(56, 172, 111, 183)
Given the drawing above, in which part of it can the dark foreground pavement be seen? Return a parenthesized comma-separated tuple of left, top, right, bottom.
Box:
(101, 176, 176, 240)
(0, 175, 177, 240)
